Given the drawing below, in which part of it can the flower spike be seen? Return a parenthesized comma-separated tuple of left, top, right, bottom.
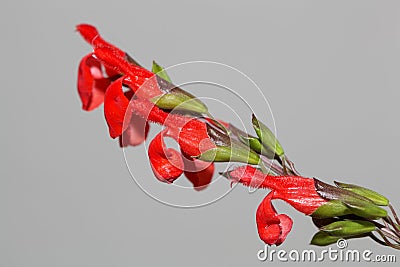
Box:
(76, 24, 400, 250)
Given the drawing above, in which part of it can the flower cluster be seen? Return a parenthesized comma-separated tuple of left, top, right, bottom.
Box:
(76, 24, 400, 249)
(76, 24, 219, 189)
(222, 165, 398, 247)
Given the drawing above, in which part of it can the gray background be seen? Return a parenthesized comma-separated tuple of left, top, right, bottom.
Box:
(2, 0, 400, 266)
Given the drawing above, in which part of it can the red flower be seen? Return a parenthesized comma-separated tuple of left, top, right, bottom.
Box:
(227, 165, 327, 214)
(76, 24, 131, 111)
(226, 165, 327, 245)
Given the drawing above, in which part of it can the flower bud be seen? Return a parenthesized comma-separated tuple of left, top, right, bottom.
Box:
(335, 181, 389, 206)
(195, 144, 261, 165)
(239, 135, 276, 159)
(344, 199, 388, 220)
(252, 114, 284, 157)
(310, 231, 341, 246)
(311, 200, 351, 219)
(151, 93, 209, 114)
(320, 220, 376, 237)
(152, 61, 172, 82)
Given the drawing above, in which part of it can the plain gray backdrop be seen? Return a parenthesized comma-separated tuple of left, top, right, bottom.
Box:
(1, 0, 400, 266)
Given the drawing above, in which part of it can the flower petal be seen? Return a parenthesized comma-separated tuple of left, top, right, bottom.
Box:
(182, 153, 214, 191)
(76, 24, 125, 58)
(76, 24, 100, 46)
(177, 119, 216, 157)
(119, 114, 150, 147)
(148, 131, 184, 183)
(256, 191, 293, 246)
(275, 214, 293, 245)
(256, 192, 281, 245)
(77, 53, 111, 111)
(104, 77, 131, 138)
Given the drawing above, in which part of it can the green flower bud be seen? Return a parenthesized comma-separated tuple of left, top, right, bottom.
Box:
(195, 145, 260, 165)
(239, 135, 276, 159)
(320, 220, 376, 237)
(151, 93, 208, 114)
(152, 61, 172, 82)
(311, 200, 351, 219)
(310, 231, 341, 246)
(344, 199, 388, 220)
(335, 181, 389, 206)
(239, 135, 261, 152)
(252, 114, 284, 157)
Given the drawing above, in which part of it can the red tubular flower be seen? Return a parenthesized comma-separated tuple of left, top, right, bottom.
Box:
(227, 165, 327, 215)
(76, 24, 132, 111)
(76, 24, 161, 113)
(225, 165, 327, 245)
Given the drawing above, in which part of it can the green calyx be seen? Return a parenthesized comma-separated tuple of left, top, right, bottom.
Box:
(152, 61, 172, 82)
(239, 135, 277, 160)
(195, 120, 261, 165)
(334, 181, 389, 206)
(320, 219, 376, 237)
(251, 114, 284, 157)
(311, 200, 351, 219)
(310, 231, 341, 246)
(195, 144, 261, 165)
(312, 199, 387, 220)
(312, 179, 388, 220)
(151, 93, 208, 114)
(344, 199, 388, 220)
(311, 219, 376, 246)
